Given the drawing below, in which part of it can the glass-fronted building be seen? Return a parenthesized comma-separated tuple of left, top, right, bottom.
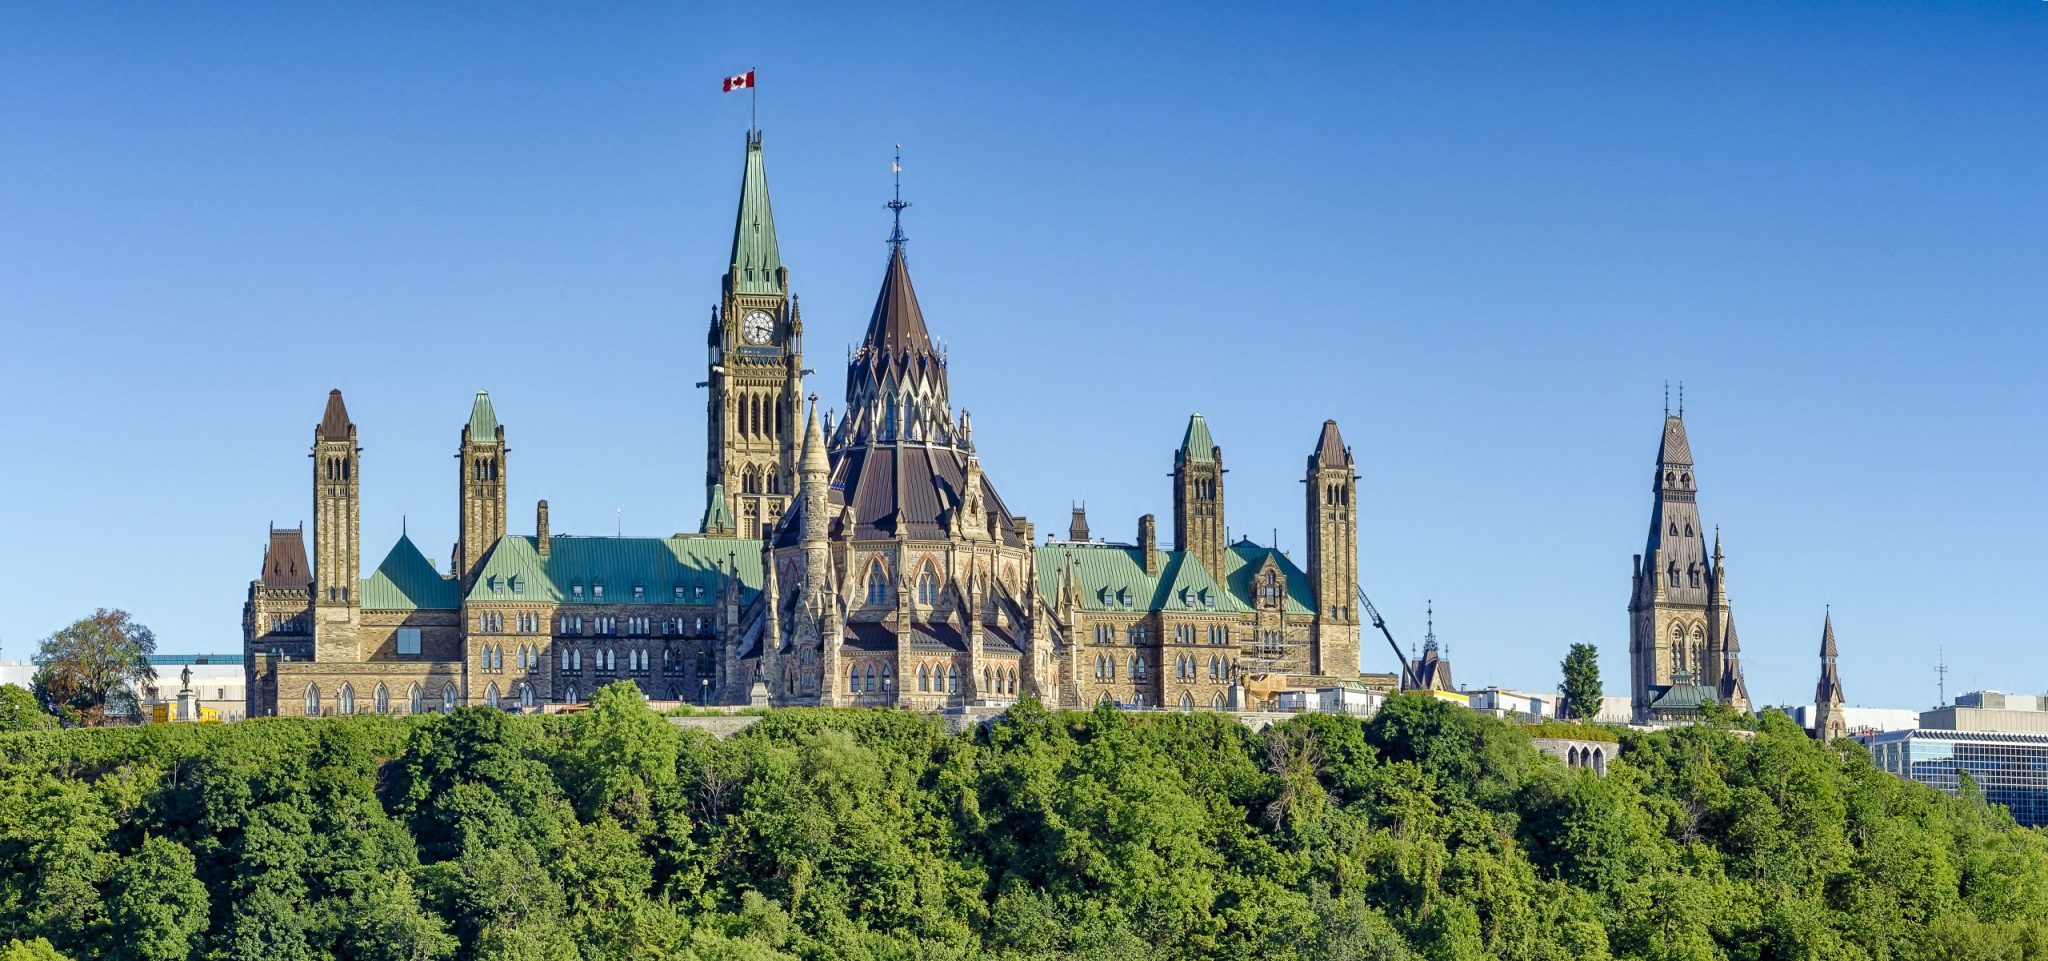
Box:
(1861, 726, 2048, 828)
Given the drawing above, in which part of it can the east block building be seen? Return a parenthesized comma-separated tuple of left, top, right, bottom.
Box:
(243, 129, 1386, 717)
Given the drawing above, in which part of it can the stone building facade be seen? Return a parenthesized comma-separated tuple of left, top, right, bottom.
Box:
(1627, 411, 1753, 724)
(242, 128, 1385, 717)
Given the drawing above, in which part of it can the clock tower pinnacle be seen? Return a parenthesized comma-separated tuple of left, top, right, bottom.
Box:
(706, 129, 804, 538)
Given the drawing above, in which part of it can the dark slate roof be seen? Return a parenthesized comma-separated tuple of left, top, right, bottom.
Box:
(1820, 610, 1838, 657)
(319, 389, 351, 440)
(1312, 419, 1349, 467)
(1657, 414, 1693, 467)
(820, 442, 1024, 547)
(860, 245, 935, 359)
(845, 621, 897, 651)
(261, 527, 311, 590)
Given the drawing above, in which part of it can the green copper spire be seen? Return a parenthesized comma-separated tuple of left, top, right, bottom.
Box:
(1176, 413, 1218, 465)
(700, 483, 735, 535)
(466, 390, 499, 439)
(728, 131, 783, 296)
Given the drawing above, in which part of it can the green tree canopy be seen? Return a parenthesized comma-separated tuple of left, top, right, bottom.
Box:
(1561, 642, 1602, 721)
(0, 693, 2041, 959)
(0, 685, 53, 733)
(29, 609, 156, 726)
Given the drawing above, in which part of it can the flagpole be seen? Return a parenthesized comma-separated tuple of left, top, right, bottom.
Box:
(750, 67, 757, 134)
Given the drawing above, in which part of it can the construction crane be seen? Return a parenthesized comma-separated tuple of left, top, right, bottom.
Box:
(1357, 587, 1421, 691)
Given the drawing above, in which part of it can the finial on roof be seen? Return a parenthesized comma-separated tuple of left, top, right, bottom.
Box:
(1678, 381, 1685, 418)
(1664, 381, 1669, 417)
(886, 144, 910, 248)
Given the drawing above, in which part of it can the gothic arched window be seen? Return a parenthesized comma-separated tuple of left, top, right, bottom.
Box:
(947, 665, 959, 693)
(305, 684, 321, 717)
(337, 683, 354, 716)
(442, 683, 458, 712)
(485, 684, 501, 709)
(866, 664, 878, 693)
(866, 563, 891, 606)
(919, 663, 931, 691)
(374, 683, 389, 714)
(917, 565, 938, 605)
(409, 684, 424, 715)
(881, 665, 893, 692)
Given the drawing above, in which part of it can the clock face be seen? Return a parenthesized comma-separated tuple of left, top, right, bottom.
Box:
(742, 310, 775, 345)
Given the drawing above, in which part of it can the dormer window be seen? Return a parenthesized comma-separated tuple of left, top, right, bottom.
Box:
(487, 576, 502, 593)
(633, 585, 645, 600)
(593, 584, 604, 600)
(571, 584, 584, 599)
(675, 585, 686, 599)
(510, 577, 523, 595)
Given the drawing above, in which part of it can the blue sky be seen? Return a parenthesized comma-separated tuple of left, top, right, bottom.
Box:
(2, 1, 2044, 710)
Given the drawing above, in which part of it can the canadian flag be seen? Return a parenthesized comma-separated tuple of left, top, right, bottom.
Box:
(722, 70, 755, 93)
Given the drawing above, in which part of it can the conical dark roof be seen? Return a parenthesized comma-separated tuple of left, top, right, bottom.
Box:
(1658, 414, 1693, 467)
(319, 389, 351, 440)
(861, 245, 934, 359)
(1312, 419, 1349, 467)
(1820, 610, 1838, 658)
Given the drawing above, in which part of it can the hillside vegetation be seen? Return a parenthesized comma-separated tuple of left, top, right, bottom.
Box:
(0, 686, 2044, 961)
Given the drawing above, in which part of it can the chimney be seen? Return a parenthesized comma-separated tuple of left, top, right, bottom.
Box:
(537, 499, 551, 556)
(1138, 514, 1158, 575)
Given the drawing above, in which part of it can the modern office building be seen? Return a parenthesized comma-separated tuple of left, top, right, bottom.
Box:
(1859, 691, 2048, 828)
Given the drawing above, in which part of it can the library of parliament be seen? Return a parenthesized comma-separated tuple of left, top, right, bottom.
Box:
(242, 128, 1386, 717)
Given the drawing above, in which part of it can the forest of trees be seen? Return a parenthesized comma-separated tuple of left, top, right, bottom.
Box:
(1, 684, 2045, 961)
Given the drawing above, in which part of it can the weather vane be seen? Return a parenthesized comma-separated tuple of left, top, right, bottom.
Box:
(886, 145, 910, 248)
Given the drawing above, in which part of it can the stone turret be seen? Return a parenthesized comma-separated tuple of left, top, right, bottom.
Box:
(456, 390, 506, 589)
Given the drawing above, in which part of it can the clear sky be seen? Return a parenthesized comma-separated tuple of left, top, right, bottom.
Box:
(3, 1, 2044, 711)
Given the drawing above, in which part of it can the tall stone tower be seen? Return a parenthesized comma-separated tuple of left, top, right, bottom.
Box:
(1813, 610, 1847, 740)
(1306, 419, 1361, 677)
(1628, 408, 1742, 722)
(312, 389, 360, 659)
(456, 390, 506, 588)
(706, 129, 804, 539)
(1173, 413, 1227, 579)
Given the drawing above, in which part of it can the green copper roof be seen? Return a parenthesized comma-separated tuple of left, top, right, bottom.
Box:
(1034, 540, 1306, 615)
(1177, 413, 1218, 465)
(728, 132, 782, 296)
(700, 485, 734, 534)
(1222, 540, 1316, 616)
(465, 534, 761, 605)
(361, 534, 461, 611)
(466, 390, 499, 440)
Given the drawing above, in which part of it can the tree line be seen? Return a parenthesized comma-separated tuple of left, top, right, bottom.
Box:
(0, 682, 2044, 960)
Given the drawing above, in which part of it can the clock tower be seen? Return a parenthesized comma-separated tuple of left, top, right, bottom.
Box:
(706, 129, 805, 538)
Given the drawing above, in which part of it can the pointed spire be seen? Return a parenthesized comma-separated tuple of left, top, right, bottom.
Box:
(1821, 607, 1838, 658)
(319, 389, 351, 440)
(1176, 413, 1219, 465)
(700, 484, 735, 535)
(466, 390, 499, 439)
(861, 244, 935, 359)
(1311, 419, 1350, 467)
(801, 397, 828, 475)
(1658, 412, 1694, 468)
(727, 131, 783, 296)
